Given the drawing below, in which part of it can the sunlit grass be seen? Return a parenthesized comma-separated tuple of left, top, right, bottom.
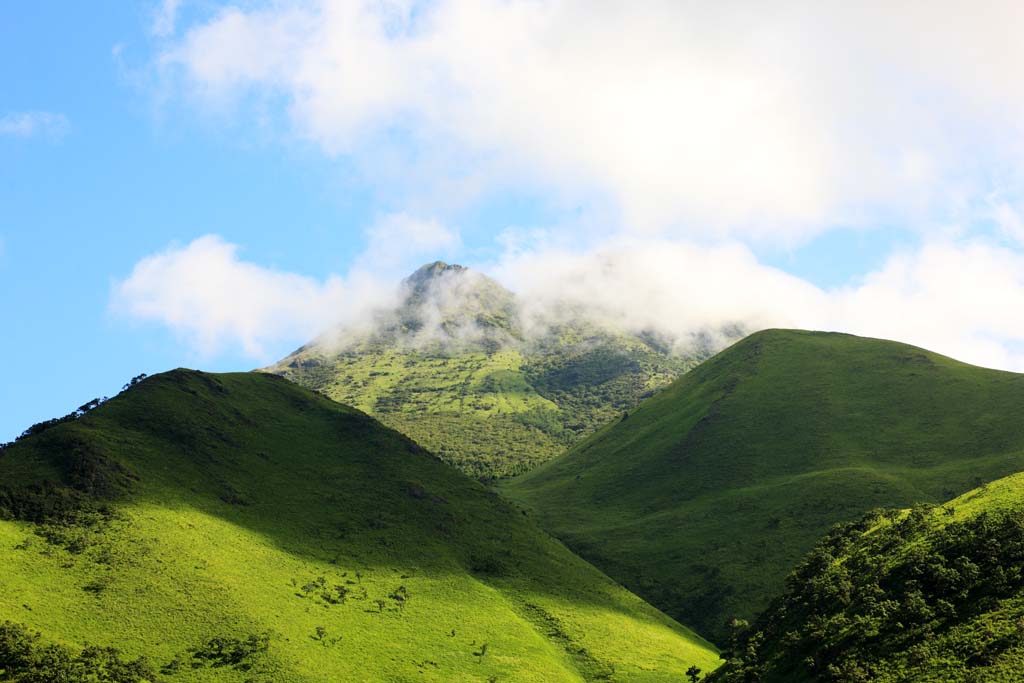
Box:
(0, 369, 719, 681)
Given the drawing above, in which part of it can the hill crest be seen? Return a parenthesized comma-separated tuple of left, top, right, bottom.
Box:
(503, 328, 1024, 640)
(0, 368, 720, 681)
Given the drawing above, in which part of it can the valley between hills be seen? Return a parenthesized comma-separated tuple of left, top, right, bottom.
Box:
(3, 263, 1024, 682)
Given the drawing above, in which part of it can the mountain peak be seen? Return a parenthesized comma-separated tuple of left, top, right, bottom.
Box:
(406, 261, 467, 283)
(375, 261, 519, 349)
(403, 262, 472, 302)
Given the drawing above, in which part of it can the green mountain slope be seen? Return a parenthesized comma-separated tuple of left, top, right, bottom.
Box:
(0, 370, 718, 682)
(711, 473, 1024, 682)
(502, 329, 1024, 642)
(267, 262, 706, 479)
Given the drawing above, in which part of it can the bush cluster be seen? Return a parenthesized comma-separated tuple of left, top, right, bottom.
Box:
(0, 621, 154, 683)
(712, 504, 1024, 682)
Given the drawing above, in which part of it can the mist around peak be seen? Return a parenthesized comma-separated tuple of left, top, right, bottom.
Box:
(267, 261, 728, 478)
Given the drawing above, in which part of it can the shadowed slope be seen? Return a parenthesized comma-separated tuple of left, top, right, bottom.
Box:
(503, 329, 1024, 642)
(0, 370, 718, 682)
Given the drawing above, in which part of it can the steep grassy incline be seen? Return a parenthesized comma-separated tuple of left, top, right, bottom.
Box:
(269, 262, 702, 479)
(711, 473, 1024, 682)
(274, 331, 695, 480)
(503, 330, 1024, 642)
(0, 371, 719, 682)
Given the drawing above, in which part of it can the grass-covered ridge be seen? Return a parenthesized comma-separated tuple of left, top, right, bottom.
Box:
(711, 473, 1024, 682)
(0, 369, 718, 682)
(502, 329, 1024, 642)
(267, 262, 705, 479)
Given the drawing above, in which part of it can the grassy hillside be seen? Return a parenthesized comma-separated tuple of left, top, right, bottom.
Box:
(268, 262, 703, 479)
(0, 370, 719, 682)
(502, 329, 1024, 642)
(711, 473, 1024, 682)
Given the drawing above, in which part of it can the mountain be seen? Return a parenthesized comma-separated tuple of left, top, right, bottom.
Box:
(502, 329, 1024, 642)
(266, 262, 709, 479)
(711, 473, 1024, 682)
(0, 370, 719, 682)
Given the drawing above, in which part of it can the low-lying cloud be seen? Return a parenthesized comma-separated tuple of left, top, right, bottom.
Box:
(111, 235, 396, 358)
(110, 209, 469, 358)
(114, 232, 1024, 372)
(491, 239, 1024, 372)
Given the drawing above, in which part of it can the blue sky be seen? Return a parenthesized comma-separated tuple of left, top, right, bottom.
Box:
(3, 1, 1024, 441)
(1, 3, 369, 437)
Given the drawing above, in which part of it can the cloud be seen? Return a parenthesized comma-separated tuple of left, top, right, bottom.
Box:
(110, 215, 456, 359)
(830, 242, 1024, 371)
(138, 2, 1024, 370)
(152, 0, 183, 37)
(989, 199, 1024, 246)
(161, 1, 1024, 241)
(0, 112, 69, 139)
(114, 231, 1024, 372)
(491, 239, 816, 340)
(110, 235, 397, 358)
(486, 237, 1024, 372)
(356, 212, 460, 274)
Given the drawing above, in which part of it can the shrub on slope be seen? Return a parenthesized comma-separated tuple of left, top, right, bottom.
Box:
(711, 473, 1024, 682)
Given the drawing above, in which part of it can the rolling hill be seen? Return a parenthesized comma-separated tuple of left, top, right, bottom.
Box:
(502, 329, 1024, 642)
(0, 370, 719, 682)
(267, 262, 709, 479)
(711, 472, 1024, 682)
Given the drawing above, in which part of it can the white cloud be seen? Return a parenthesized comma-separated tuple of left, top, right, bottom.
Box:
(830, 242, 1024, 371)
(0, 112, 69, 139)
(487, 238, 1024, 372)
(356, 212, 460, 274)
(491, 239, 823, 342)
(110, 215, 456, 359)
(113, 231, 1024, 372)
(161, 1, 1024, 241)
(152, 0, 183, 37)
(139, 3, 1024, 370)
(110, 235, 396, 359)
(990, 199, 1024, 246)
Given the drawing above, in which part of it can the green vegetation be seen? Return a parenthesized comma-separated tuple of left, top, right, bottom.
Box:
(0, 369, 718, 681)
(503, 329, 1024, 642)
(0, 620, 155, 682)
(712, 473, 1024, 682)
(267, 262, 702, 478)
